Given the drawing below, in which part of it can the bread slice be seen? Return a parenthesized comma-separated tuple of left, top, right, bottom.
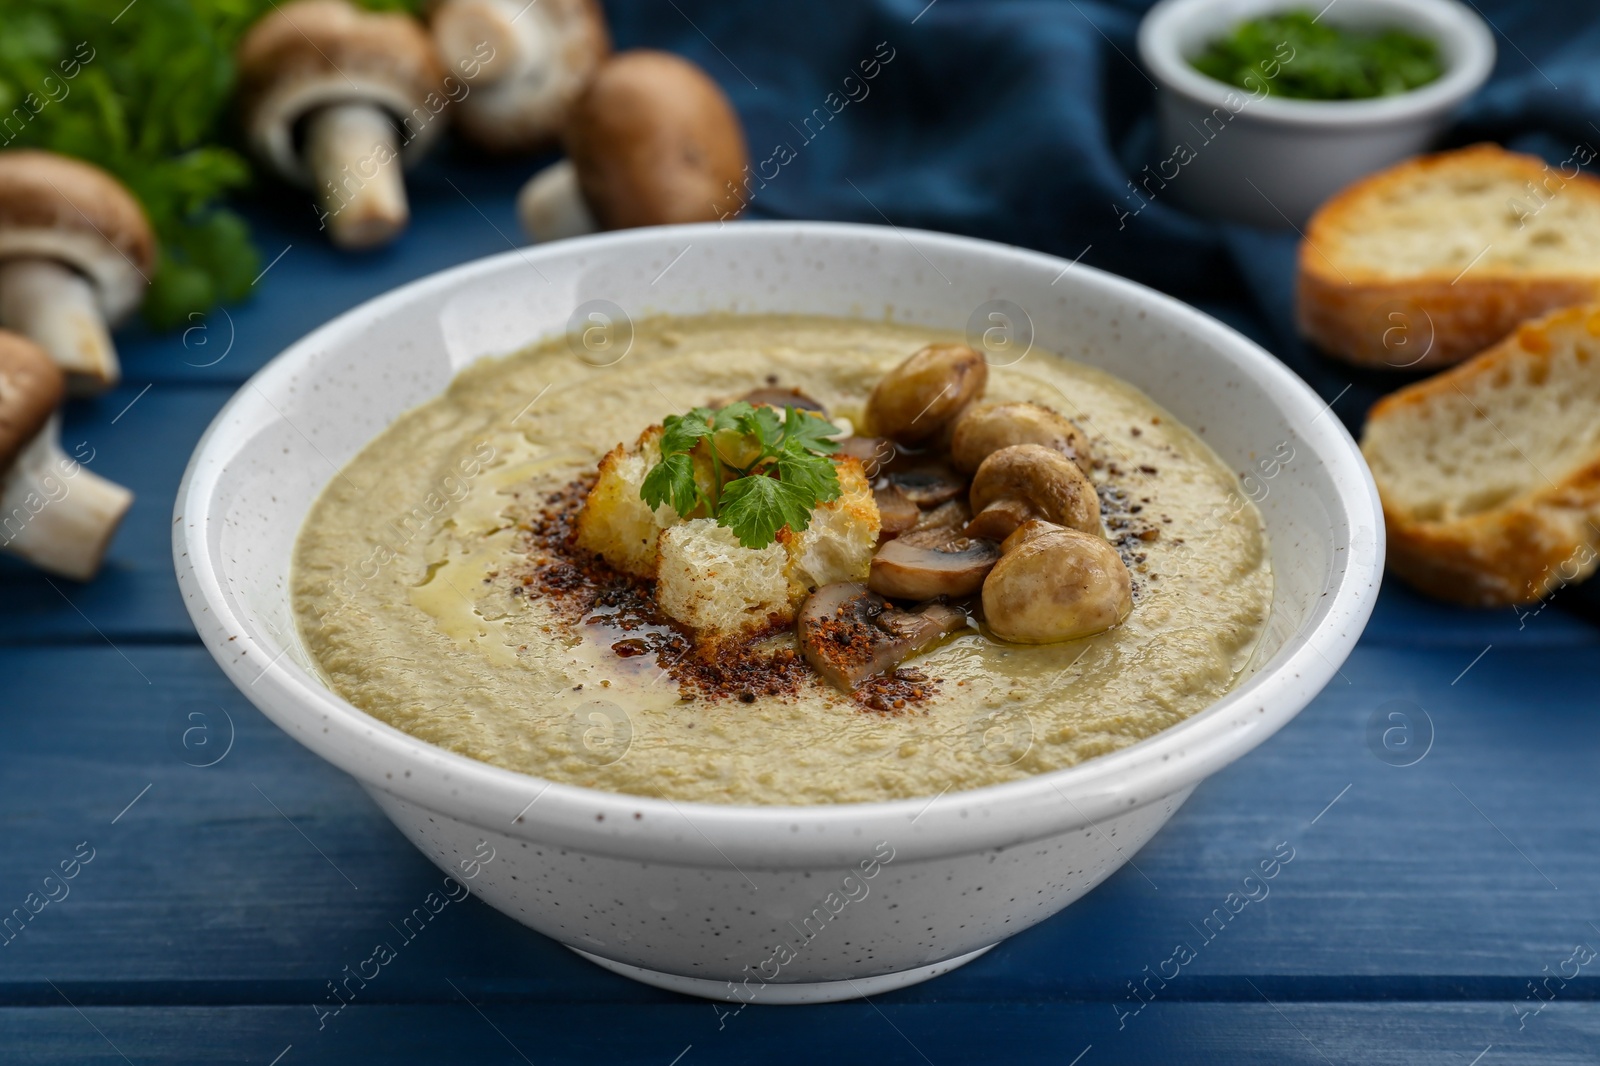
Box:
(1298, 144, 1600, 369)
(1361, 303, 1600, 605)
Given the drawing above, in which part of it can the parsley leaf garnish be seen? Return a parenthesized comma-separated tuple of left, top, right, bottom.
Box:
(717, 474, 814, 550)
(640, 400, 844, 549)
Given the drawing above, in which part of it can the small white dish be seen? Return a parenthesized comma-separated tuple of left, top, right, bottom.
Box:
(174, 222, 1382, 1002)
(1137, 0, 1495, 226)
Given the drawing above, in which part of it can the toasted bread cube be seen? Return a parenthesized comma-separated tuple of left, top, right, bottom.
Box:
(656, 518, 791, 638)
(781, 457, 880, 599)
(573, 426, 677, 577)
(654, 458, 882, 641)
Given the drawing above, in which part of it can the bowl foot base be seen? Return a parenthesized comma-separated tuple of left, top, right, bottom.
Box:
(568, 943, 997, 1004)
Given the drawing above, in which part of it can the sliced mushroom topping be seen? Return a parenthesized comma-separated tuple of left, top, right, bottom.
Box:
(865, 343, 987, 444)
(949, 401, 1093, 476)
(873, 481, 920, 538)
(885, 460, 965, 508)
(912, 497, 972, 533)
(797, 582, 966, 692)
(966, 443, 1100, 541)
(835, 435, 896, 477)
(737, 386, 825, 413)
(982, 522, 1132, 644)
(869, 525, 1000, 601)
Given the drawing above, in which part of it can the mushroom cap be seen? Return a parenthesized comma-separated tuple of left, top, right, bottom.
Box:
(237, 0, 448, 184)
(883, 459, 966, 508)
(0, 329, 65, 468)
(968, 443, 1100, 539)
(950, 401, 1092, 476)
(0, 151, 155, 323)
(869, 525, 999, 601)
(865, 344, 988, 445)
(447, 0, 611, 154)
(563, 49, 749, 229)
(873, 481, 920, 537)
(982, 523, 1132, 644)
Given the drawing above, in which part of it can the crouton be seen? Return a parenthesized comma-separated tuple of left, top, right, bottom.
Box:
(573, 426, 677, 577)
(655, 458, 882, 640)
(656, 518, 791, 639)
(781, 457, 880, 599)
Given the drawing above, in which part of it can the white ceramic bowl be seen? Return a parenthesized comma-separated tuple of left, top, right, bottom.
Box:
(1137, 0, 1495, 226)
(174, 222, 1382, 1003)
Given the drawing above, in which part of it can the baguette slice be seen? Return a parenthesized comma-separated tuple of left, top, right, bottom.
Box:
(1362, 303, 1600, 606)
(1298, 144, 1600, 369)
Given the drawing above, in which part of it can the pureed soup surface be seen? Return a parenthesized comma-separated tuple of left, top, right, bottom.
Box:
(292, 314, 1272, 804)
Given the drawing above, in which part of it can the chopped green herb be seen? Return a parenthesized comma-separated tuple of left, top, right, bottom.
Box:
(1190, 10, 1443, 101)
(641, 402, 843, 550)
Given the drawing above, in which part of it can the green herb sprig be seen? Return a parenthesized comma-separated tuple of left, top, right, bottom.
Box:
(1191, 10, 1443, 101)
(640, 402, 844, 550)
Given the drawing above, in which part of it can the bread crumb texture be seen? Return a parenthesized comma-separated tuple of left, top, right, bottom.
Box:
(1363, 302, 1600, 605)
(582, 436, 881, 639)
(1297, 144, 1600, 368)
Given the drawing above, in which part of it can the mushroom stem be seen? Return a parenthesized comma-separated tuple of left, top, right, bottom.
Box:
(517, 159, 599, 243)
(0, 258, 119, 393)
(433, 0, 549, 88)
(0, 417, 132, 580)
(305, 103, 409, 250)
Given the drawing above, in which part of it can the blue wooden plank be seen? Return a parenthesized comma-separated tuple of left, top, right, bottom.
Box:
(1, 1002, 1597, 1066)
(1, 644, 1596, 999)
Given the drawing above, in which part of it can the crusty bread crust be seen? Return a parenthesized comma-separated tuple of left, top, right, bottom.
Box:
(1363, 304, 1600, 605)
(1298, 144, 1600, 369)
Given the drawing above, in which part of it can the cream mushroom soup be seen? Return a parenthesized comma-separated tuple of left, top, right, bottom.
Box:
(291, 314, 1272, 805)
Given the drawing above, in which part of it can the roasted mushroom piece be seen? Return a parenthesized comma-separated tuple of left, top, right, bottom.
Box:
(950, 401, 1092, 476)
(517, 50, 749, 242)
(0, 151, 155, 393)
(911, 497, 972, 533)
(237, 0, 448, 249)
(430, 0, 610, 154)
(883, 459, 966, 508)
(872, 481, 920, 538)
(797, 582, 967, 692)
(736, 386, 825, 413)
(966, 443, 1100, 541)
(983, 521, 1132, 644)
(864, 343, 987, 445)
(0, 330, 133, 579)
(869, 525, 999, 601)
(834, 435, 895, 478)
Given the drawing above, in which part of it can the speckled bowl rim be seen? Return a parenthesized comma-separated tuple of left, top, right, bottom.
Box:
(175, 221, 1383, 869)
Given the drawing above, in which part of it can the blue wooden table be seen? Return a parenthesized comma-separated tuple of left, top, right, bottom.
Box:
(3, 148, 1599, 1064)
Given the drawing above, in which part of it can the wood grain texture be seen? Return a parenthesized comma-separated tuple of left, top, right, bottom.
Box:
(2, 1002, 1597, 1065)
(1, 645, 1595, 1001)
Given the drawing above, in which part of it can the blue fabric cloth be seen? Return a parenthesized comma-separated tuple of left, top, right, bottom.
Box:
(598, 0, 1595, 413)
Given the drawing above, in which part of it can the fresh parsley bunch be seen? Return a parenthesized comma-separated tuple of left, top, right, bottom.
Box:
(641, 402, 844, 550)
(0, 0, 421, 329)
